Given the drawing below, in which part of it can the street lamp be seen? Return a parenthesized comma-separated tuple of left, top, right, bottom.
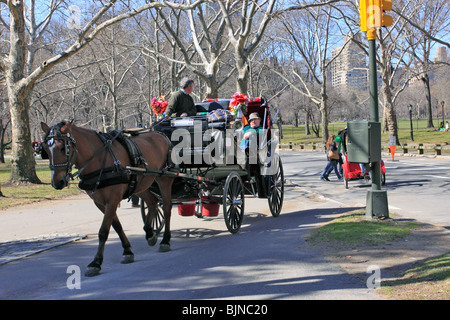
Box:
(408, 104, 414, 141)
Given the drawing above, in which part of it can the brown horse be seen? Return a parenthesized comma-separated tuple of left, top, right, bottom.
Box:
(40, 121, 174, 277)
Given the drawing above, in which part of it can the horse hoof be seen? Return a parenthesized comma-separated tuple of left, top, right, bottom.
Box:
(85, 267, 101, 277)
(159, 243, 171, 252)
(121, 254, 134, 264)
(147, 234, 158, 247)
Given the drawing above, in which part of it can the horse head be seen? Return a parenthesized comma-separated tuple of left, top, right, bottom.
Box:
(40, 121, 77, 190)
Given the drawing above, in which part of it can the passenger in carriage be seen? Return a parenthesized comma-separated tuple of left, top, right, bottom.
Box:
(240, 112, 262, 151)
(165, 77, 197, 117)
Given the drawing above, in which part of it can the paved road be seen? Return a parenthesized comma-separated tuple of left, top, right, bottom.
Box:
(0, 150, 448, 300)
(282, 150, 450, 228)
(0, 195, 382, 300)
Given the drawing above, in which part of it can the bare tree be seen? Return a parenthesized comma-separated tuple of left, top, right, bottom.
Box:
(144, 2, 234, 100)
(218, 0, 276, 94)
(400, 0, 449, 128)
(272, 5, 349, 143)
(0, 0, 204, 184)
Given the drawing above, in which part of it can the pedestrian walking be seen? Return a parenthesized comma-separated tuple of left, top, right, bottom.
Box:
(320, 135, 342, 181)
(324, 129, 345, 177)
(130, 194, 139, 208)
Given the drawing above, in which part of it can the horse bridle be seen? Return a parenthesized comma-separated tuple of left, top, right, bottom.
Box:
(41, 123, 78, 182)
(41, 122, 126, 190)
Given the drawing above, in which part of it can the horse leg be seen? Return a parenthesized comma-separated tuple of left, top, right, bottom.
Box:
(85, 203, 118, 277)
(91, 200, 133, 264)
(139, 190, 159, 247)
(112, 215, 134, 264)
(157, 176, 173, 252)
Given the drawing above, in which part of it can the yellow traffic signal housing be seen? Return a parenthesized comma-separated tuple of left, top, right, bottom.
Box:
(377, 0, 393, 27)
(360, 0, 393, 31)
(360, 0, 369, 32)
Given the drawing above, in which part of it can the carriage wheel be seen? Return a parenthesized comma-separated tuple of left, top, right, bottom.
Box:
(267, 155, 284, 217)
(140, 199, 165, 234)
(223, 172, 245, 234)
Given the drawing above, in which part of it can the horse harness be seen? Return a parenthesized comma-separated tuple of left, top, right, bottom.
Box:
(42, 122, 150, 199)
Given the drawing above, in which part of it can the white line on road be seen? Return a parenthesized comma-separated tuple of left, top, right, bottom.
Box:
(423, 175, 449, 179)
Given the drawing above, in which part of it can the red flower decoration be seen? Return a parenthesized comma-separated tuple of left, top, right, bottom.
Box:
(229, 92, 249, 115)
(151, 96, 168, 115)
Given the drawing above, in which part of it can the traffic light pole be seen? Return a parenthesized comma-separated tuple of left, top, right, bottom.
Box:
(368, 30, 381, 190)
(366, 29, 389, 219)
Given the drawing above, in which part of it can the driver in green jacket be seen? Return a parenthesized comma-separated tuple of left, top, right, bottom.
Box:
(165, 77, 197, 117)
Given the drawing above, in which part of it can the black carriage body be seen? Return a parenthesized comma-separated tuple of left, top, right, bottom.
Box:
(149, 97, 279, 199)
(142, 97, 284, 233)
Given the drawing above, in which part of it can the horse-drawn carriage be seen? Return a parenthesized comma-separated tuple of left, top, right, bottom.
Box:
(39, 96, 284, 276)
(138, 97, 284, 234)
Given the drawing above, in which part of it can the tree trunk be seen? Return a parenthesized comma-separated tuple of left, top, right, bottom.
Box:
(236, 70, 248, 94)
(7, 87, 41, 184)
(0, 119, 11, 164)
(320, 105, 328, 145)
(236, 47, 249, 94)
(305, 110, 310, 135)
(381, 86, 400, 145)
(422, 74, 434, 128)
(6, 1, 40, 184)
(204, 63, 219, 99)
(204, 78, 219, 100)
(320, 85, 329, 145)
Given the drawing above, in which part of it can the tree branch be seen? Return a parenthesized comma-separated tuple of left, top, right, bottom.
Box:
(22, 0, 206, 89)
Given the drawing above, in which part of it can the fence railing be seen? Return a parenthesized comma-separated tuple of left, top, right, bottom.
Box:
(393, 143, 449, 156)
(278, 142, 450, 156)
(279, 142, 325, 151)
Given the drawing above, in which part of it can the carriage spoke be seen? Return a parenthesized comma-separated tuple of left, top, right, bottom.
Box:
(268, 156, 284, 217)
(223, 172, 244, 234)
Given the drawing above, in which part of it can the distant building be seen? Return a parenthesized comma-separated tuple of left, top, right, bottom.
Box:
(330, 34, 368, 91)
(409, 47, 447, 88)
(435, 46, 447, 62)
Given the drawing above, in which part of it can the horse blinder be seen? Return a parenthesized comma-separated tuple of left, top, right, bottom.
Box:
(39, 143, 49, 159)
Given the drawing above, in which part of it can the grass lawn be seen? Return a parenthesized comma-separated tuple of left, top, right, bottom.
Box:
(308, 212, 449, 300)
(280, 119, 450, 146)
(0, 159, 82, 210)
(379, 253, 450, 300)
(308, 212, 420, 246)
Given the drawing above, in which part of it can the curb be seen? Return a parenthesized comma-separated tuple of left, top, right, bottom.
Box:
(0, 233, 86, 265)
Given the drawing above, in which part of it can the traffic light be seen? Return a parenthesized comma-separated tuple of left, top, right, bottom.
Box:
(360, 0, 369, 32)
(376, 0, 393, 27)
(360, 0, 393, 31)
